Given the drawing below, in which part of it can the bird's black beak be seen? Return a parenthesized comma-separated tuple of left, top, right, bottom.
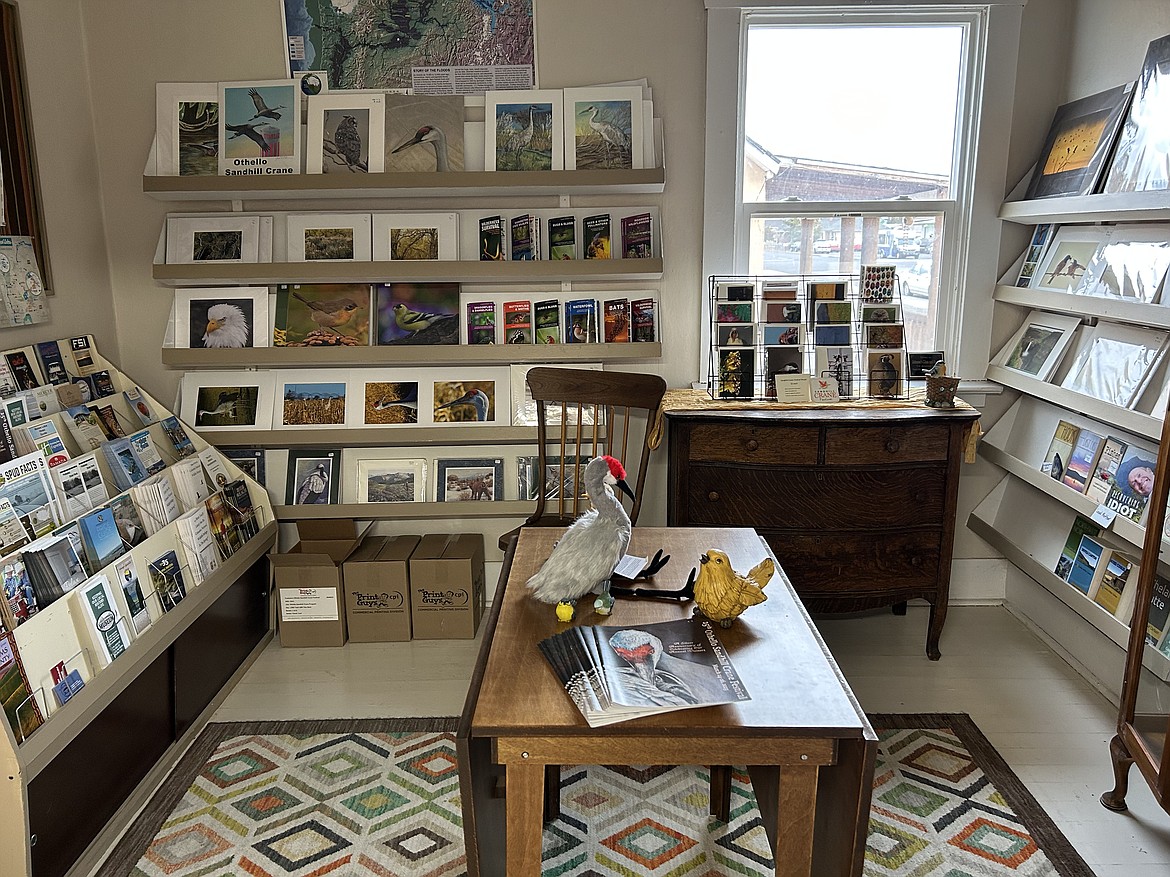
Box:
(392, 133, 421, 153)
(615, 478, 635, 502)
(700, 554, 709, 565)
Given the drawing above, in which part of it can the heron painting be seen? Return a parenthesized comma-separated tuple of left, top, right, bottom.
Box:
(194, 386, 260, 427)
(570, 98, 635, 170)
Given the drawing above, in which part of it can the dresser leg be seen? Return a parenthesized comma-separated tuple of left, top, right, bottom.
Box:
(891, 601, 907, 616)
(1100, 734, 1133, 812)
(926, 600, 945, 660)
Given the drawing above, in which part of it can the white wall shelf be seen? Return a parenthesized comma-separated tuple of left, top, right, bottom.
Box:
(999, 190, 1170, 225)
(274, 501, 532, 521)
(994, 284, 1170, 331)
(208, 425, 544, 448)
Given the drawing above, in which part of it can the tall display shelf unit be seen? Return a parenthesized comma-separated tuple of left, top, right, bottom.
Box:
(145, 166, 666, 530)
(971, 190, 1170, 697)
(0, 338, 276, 877)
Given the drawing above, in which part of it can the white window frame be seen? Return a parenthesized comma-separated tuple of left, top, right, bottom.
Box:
(702, 1, 1026, 382)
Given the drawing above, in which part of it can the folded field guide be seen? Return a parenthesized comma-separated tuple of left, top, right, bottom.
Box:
(130, 473, 181, 535)
(538, 616, 750, 727)
(177, 505, 220, 585)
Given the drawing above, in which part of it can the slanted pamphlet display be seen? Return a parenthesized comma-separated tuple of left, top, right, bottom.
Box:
(538, 616, 750, 728)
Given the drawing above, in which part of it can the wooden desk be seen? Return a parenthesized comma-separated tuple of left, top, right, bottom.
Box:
(664, 391, 980, 659)
(457, 526, 876, 877)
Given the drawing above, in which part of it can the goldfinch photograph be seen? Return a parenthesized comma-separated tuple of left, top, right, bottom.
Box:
(375, 281, 459, 345)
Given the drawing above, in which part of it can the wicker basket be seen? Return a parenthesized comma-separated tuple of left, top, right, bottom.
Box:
(925, 374, 961, 408)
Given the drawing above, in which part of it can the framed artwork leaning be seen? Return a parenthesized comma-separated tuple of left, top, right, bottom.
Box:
(991, 310, 1083, 382)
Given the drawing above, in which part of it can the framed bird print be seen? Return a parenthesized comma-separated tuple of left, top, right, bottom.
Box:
(433, 372, 509, 427)
(354, 458, 427, 503)
(435, 457, 504, 502)
(285, 448, 340, 505)
(165, 214, 261, 264)
(179, 370, 275, 431)
(375, 282, 460, 345)
(344, 372, 426, 427)
(173, 287, 269, 349)
(154, 82, 218, 176)
(484, 89, 564, 172)
(1031, 227, 1112, 293)
(286, 212, 373, 262)
(562, 86, 645, 171)
(275, 370, 349, 429)
(866, 349, 907, 399)
(273, 283, 372, 346)
(305, 92, 385, 174)
(384, 94, 466, 172)
(217, 79, 301, 175)
(371, 212, 459, 262)
(990, 309, 1083, 381)
(508, 363, 601, 426)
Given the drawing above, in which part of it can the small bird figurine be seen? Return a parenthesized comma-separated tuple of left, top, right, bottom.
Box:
(201, 303, 250, 348)
(435, 388, 490, 421)
(692, 549, 774, 628)
(526, 455, 635, 621)
(292, 292, 364, 334)
(393, 302, 455, 334)
(927, 359, 947, 378)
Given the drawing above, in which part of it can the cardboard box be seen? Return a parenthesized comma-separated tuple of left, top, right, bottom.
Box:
(343, 534, 419, 642)
(270, 520, 369, 648)
(409, 533, 486, 639)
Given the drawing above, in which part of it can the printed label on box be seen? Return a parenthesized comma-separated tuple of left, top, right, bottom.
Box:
(280, 587, 340, 622)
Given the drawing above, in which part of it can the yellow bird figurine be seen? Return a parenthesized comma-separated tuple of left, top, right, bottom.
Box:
(693, 549, 774, 627)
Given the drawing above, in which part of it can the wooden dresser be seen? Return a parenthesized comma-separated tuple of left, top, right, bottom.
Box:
(664, 391, 979, 659)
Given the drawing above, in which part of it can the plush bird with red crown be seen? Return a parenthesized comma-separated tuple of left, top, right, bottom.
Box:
(526, 455, 635, 621)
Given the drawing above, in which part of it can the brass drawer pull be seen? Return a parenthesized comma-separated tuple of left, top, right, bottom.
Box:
(746, 439, 759, 451)
(708, 491, 720, 502)
(885, 439, 901, 454)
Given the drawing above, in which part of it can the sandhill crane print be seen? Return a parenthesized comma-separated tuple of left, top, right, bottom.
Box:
(282, 382, 346, 426)
(222, 84, 295, 159)
(571, 99, 634, 170)
(384, 96, 466, 172)
(492, 100, 556, 170)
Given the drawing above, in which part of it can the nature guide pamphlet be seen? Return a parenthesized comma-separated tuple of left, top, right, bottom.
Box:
(538, 616, 750, 728)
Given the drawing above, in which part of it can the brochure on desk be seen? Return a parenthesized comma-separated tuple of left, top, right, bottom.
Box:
(538, 616, 750, 727)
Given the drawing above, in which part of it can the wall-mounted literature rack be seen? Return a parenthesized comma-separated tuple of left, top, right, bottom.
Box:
(999, 189, 1170, 224)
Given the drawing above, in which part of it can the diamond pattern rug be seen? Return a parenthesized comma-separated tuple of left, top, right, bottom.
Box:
(97, 714, 1093, 877)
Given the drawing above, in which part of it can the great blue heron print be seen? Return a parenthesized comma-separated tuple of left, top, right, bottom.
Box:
(578, 103, 632, 168)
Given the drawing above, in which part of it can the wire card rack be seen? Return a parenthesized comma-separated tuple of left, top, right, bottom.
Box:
(707, 272, 910, 401)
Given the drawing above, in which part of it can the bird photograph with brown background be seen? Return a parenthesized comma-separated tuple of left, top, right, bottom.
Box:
(275, 284, 370, 346)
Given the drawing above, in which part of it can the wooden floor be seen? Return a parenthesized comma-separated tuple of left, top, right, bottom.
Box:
(214, 605, 1170, 876)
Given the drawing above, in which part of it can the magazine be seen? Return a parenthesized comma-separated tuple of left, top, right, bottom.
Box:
(538, 616, 750, 727)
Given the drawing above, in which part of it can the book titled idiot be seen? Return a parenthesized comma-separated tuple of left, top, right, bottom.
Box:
(539, 616, 750, 727)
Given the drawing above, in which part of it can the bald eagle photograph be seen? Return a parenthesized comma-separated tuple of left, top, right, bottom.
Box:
(181, 291, 268, 350)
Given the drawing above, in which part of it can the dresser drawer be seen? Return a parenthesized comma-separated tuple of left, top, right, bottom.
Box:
(686, 423, 817, 465)
(824, 424, 950, 465)
(686, 464, 946, 530)
(759, 530, 942, 594)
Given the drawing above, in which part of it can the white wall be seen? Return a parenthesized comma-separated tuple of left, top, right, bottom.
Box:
(1068, 0, 1170, 97)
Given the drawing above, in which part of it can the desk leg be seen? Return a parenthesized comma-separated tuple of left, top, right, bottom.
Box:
(506, 762, 546, 877)
(457, 734, 505, 877)
(777, 765, 819, 877)
(710, 765, 732, 820)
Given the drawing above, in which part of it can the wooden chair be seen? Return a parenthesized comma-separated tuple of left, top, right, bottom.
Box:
(498, 367, 668, 550)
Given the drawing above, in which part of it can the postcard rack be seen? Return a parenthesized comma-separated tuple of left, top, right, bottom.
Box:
(706, 272, 910, 402)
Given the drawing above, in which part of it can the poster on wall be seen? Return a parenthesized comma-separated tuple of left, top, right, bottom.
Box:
(0, 236, 49, 327)
(281, 0, 535, 95)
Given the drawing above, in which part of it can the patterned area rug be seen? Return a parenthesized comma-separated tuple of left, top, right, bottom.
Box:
(97, 714, 1094, 877)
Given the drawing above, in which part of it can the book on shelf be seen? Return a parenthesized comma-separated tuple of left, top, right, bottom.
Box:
(466, 300, 497, 345)
(64, 405, 108, 451)
(35, 340, 68, 386)
(582, 213, 611, 259)
(565, 299, 599, 343)
(160, 416, 196, 459)
(534, 298, 561, 344)
(73, 574, 132, 667)
(1061, 427, 1105, 494)
(123, 387, 159, 426)
(176, 505, 220, 585)
(147, 548, 187, 614)
(1147, 574, 1170, 647)
(51, 452, 108, 520)
(1089, 548, 1136, 619)
(204, 491, 242, 559)
(478, 215, 505, 261)
(130, 473, 181, 536)
(510, 214, 539, 261)
(1085, 436, 1128, 503)
(223, 478, 260, 542)
(1066, 533, 1107, 595)
(4, 351, 38, 391)
(502, 300, 532, 344)
(0, 632, 43, 743)
(1105, 446, 1157, 525)
(537, 616, 750, 728)
(1, 552, 37, 628)
(114, 554, 152, 636)
(1041, 420, 1080, 482)
(603, 298, 631, 342)
(548, 215, 576, 260)
(620, 212, 653, 258)
(631, 296, 657, 342)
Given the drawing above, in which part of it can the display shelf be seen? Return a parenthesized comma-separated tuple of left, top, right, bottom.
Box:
(143, 167, 666, 202)
(210, 425, 542, 448)
(998, 190, 1170, 225)
(274, 501, 531, 521)
(162, 341, 662, 369)
(967, 478, 1170, 681)
(985, 364, 1162, 440)
(153, 257, 664, 288)
(994, 284, 1170, 331)
(16, 522, 276, 779)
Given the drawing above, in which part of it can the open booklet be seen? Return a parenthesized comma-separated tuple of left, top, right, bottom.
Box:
(538, 616, 750, 728)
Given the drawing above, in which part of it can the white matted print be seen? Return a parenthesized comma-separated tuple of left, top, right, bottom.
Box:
(866, 349, 906, 398)
(276, 369, 349, 429)
(509, 363, 602, 426)
(433, 371, 509, 426)
(174, 287, 269, 349)
(165, 215, 260, 264)
(154, 82, 217, 176)
(384, 94, 466, 172)
(991, 310, 1083, 381)
(1032, 227, 1111, 292)
(344, 370, 428, 427)
(484, 89, 564, 172)
(356, 458, 427, 503)
(371, 212, 459, 261)
(286, 213, 372, 262)
(179, 370, 275, 431)
(435, 457, 504, 502)
(306, 92, 385, 174)
(217, 79, 301, 175)
(563, 86, 645, 171)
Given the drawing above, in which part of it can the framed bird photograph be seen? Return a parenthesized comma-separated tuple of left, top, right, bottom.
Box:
(276, 371, 349, 429)
(384, 94, 466, 172)
(217, 79, 301, 175)
(355, 458, 427, 504)
(371, 212, 459, 262)
(273, 283, 372, 346)
(435, 457, 504, 502)
(154, 82, 217, 176)
(179, 370, 275, 431)
(285, 448, 340, 505)
(562, 85, 645, 171)
(286, 212, 373, 262)
(1031, 227, 1112, 293)
(433, 374, 508, 426)
(866, 349, 907, 399)
(375, 282, 460, 345)
(508, 363, 601, 426)
(165, 214, 261, 264)
(991, 309, 1083, 381)
(358, 378, 421, 426)
(173, 287, 269, 349)
(484, 89, 564, 172)
(305, 92, 386, 174)
(761, 324, 801, 346)
(516, 455, 591, 501)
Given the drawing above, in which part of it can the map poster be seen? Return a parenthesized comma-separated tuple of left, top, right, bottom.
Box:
(282, 0, 535, 95)
(0, 236, 49, 327)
